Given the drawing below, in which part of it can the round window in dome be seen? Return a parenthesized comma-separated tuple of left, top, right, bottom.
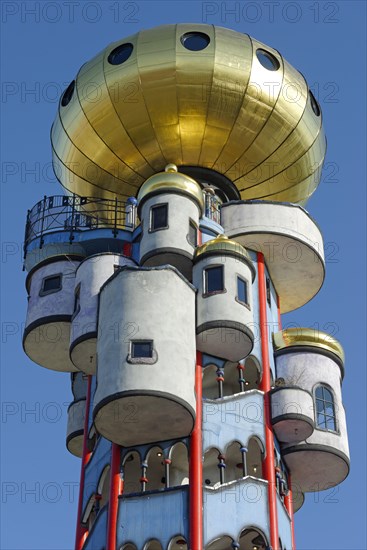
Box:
(61, 80, 75, 107)
(309, 90, 321, 116)
(108, 43, 134, 65)
(256, 48, 280, 71)
(181, 32, 210, 51)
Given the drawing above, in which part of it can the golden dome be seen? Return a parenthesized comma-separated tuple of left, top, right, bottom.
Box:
(137, 164, 204, 215)
(273, 328, 345, 366)
(51, 24, 325, 205)
(194, 235, 255, 277)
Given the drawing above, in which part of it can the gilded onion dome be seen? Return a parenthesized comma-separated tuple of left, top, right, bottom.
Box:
(52, 24, 325, 205)
(273, 328, 345, 367)
(137, 164, 204, 215)
(194, 235, 255, 280)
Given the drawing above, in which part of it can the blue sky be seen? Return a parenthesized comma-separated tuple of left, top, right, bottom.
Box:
(1, 1, 366, 549)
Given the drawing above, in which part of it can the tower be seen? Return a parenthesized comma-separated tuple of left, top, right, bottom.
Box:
(22, 24, 349, 550)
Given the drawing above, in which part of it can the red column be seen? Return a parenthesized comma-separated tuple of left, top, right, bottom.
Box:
(106, 443, 123, 550)
(258, 253, 279, 550)
(189, 351, 203, 550)
(284, 475, 296, 550)
(75, 375, 93, 550)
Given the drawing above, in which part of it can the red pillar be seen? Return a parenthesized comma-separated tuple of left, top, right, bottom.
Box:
(189, 351, 203, 550)
(258, 253, 279, 550)
(284, 475, 296, 550)
(75, 375, 92, 550)
(106, 443, 123, 550)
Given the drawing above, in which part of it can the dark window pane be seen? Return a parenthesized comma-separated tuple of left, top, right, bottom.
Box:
(237, 277, 248, 304)
(151, 204, 168, 230)
(205, 266, 224, 293)
(108, 43, 133, 65)
(43, 275, 61, 293)
(256, 48, 280, 71)
(181, 32, 210, 51)
(188, 221, 197, 247)
(132, 341, 153, 358)
(266, 277, 271, 306)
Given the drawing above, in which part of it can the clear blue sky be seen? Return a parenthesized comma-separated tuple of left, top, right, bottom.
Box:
(1, 1, 366, 549)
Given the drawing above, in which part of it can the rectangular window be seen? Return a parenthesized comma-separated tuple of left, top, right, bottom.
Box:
(204, 265, 224, 294)
(40, 274, 62, 296)
(237, 276, 248, 305)
(150, 204, 168, 231)
(131, 340, 153, 359)
(73, 284, 81, 318)
(188, 220, 197, 247)
(266, 277, 271, 307)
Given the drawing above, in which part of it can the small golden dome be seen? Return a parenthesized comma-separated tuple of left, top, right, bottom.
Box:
(137, 164, 204, 215)
(194, 235, 255, 279)
(273, 328, 345, 366)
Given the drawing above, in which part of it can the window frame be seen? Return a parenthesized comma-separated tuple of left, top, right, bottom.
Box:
(149, 203, 169, 233)
(236, 274, 250, 309)
(314, 383, 338, 433)
(127, 339, 157, 364)
(39, 273, 62, 296)
(203, 264, 226, 297)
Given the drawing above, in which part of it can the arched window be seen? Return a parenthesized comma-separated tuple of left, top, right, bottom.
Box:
(123, 451, 141, 494)
(169, 442, 189, 487)
(315, 385, 337, 431)
(246, 438, 264, 479)
(98, 465, 110, 509)
(145, 446, 165, 491)
(203, 448, 221, 487)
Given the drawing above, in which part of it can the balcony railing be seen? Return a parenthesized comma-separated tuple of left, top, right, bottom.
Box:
(24, 194, 137, 258)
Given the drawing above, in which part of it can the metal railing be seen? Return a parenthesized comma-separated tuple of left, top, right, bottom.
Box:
(24, 195, 136, 258)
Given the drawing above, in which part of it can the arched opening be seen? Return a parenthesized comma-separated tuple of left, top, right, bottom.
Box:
(168, 536, 188, 549)
(203, 448, 221, 488)
(144, 540, 163, 550)
(146, 446, 165, 491)
(239, 528, 268, 550)
(121, 544, 138, 550)
(170, 442, 189, 487)
(242, 356, 261, 390)
(202, 365, 219, 399)
(225, 441, 243, 483)
(247, 438, 264, 479)
(97, 465, 110, 509)
(123, 451, 141, 495)
(206, 536, 234, 549)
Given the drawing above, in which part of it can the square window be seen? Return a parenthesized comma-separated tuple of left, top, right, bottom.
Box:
(150, 204, 168, 231)
(205, 265, 224, 294)
(188, 220, 197, 247)
(131, 340, 153, 359)
(40, 275, 62, 296)
(237, 277, 248, 305)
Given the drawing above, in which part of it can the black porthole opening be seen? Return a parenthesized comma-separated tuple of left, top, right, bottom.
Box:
(256, 48, 280, 71)
(181, 32, 210, 51)
(309, 89, 321, 116)
(108, 43, 134, 65)
(61, 80, 75, 107)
